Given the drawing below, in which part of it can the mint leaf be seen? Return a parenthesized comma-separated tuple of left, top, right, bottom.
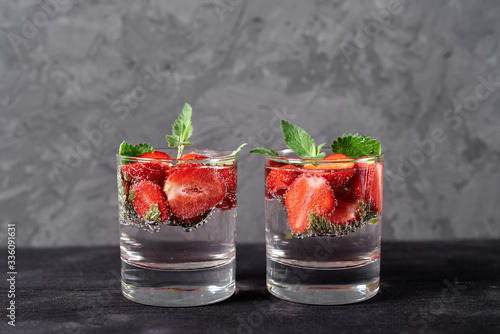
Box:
(119, 141, 154, 157)
(331, 134, 381, 159)
(249, 148, 279, 156)
(281, 120, 325, 159)
(230, 143, 247, 162)
(231, 143, 247, 156)
(143, 203, 162, 222)
(166, 103, 194, 158)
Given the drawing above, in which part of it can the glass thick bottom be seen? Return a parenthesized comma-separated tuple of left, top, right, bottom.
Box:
(121, 258, 235, 307)
(266, 257, 379, 305)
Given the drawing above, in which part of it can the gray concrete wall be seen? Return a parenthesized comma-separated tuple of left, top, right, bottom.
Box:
(1, 0, 499, 246)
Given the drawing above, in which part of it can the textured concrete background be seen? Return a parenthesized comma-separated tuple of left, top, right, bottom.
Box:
(1, 0, 499, 247)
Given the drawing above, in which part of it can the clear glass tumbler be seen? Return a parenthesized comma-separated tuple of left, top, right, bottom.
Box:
(265, 149, 383, 304)
(117, 149, 237, 306)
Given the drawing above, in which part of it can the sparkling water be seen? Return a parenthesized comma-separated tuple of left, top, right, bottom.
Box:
(120, 208, 236, 307)
(266, 197, 382, 305)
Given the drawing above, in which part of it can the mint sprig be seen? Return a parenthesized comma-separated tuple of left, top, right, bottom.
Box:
(281, 120, 325, 159)
(231, 143, 248, 156)
(119, 141, 154, 157)
(331, 134, 381, 159)
(249, 148, 279, 156)
(249, 121, 326, 159)
(166, 103, 194, 158)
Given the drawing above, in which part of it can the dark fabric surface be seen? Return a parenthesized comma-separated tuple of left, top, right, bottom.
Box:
(4, 241, 500, 334)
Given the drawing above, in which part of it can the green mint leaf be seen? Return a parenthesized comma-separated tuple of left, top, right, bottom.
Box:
(302, 153, 326, 160)
(143, 203, 162, 222)
(119, 141, 154, 157)
(167, 103, 194, 158)
(331, 133, 381, 159)
(316, 143, 326, 155)
(249, 148, 279, 156)
(165, 135, 179, 147)
(173, 103, 193, 139)
(281, 120, 316, 158)
(231, 143, 247, 156)
(281, 120, 325, 159)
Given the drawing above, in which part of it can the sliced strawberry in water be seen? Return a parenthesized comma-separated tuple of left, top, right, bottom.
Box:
(347, 160, 383, 213)
(132, 181, 171, 222)
(368, 163, 383, 214)
(178, 152, 210, 168)
(266, 165, 298, 200)
(121, 151, 173, 185)
(333, 186, 358, 203)
(267, 159, 285, 168)
(181, 152, 210, 161)
(303, 154, 355, 189)
(122, 162, 166, 185)
(284, 174, 336, 233)
(216, 165, 238, 210)
(328, 200, 359, 225)
(139, 151, 172, 160)
(163, 167, 226, 218)
(348, 160, 376, 201)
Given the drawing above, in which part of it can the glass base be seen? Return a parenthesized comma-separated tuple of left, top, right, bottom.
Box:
(121, 258, 235, 307)
(266, 258, 379, 305)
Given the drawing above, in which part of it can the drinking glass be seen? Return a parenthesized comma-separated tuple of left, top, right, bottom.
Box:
(117, 149, 237, 306)
(265, 149, 383, 304)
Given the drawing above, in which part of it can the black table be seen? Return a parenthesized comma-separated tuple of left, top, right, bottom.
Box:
(6, 241, 500, 333)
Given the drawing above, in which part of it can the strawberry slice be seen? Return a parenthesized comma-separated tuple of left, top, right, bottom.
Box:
(121, 151, 172, 185)
(368, 163, 383, 213)
(181, 152, 209, 161)
(177, 152, 210, 168)
(267, 159, 285, 168)
(304, 154, 355, 189)
(139, 151, 172, 160)
(284, 174, 335, 233)
(348, 160, 376, 200)
(163, 167, 226, 218)
(266, 165, 298, 200)
(132, 181, 171, 222)
(328, 200, 359, 225)
(122, 162, 166, 185)
(216, 165, 238, 210)
(347, 160, 383, 213)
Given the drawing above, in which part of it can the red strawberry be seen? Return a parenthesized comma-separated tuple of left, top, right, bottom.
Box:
(139, 151, 172, 160)
(132, 181, 171, 222)
(216, 165, 238, 210)
(303, 154, 355, 189)
(348, 160, 376, 200)
(121, 151, 172, 185)
(328, 200, 359, 225)
(284, 174, 336, 233)
(347, 160, 383, 213)
(163, 167, 226, 218)
(333, 186, 357, 203)
(267, 159, 285, 168)
(181, 152, 210, 161)
(178, 152, 210, 168)
(266, 165, 298, 200)
(368, 163, 383, 214)
(122, 162, 166, 185)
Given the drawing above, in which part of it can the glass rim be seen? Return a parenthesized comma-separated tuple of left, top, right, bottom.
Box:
(116, 147, 236, 163)
(265, 148, 384, 164)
